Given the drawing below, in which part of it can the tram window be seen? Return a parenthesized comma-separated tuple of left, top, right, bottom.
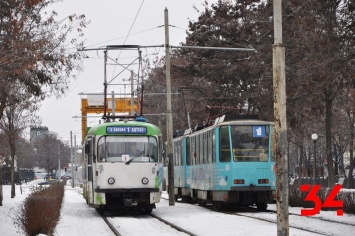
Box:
(174, 145, 178, 166)
(204, 133, 208, 163)
(97, 136, 158, 163)
(87, 137, 93, 164)
(208, 131, 212, 163)
(175, 140, 182, 166)
(180, 140, 184, 166)
(191, 136, 196, 165)
(85, 143, 90, 154)
(212, 129, 216, 163)
(186, 137, 191, 166)
(219, 126, 231, 162)
(147, 139, 158, 162)
(158, 136, 163, 162)
(85, 137, 94, 181)
(196, 135, 201, 165)
(231, 125, 269, 162)
(200, 134, 203, 164)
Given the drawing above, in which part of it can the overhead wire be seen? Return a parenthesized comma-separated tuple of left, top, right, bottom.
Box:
(84, 26, 162, 48)
(109, 0, 145, 84)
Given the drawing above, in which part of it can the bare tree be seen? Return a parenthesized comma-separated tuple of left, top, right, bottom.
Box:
(32, 133, 70, 177)
(0, 83, 40, 198)
(0, 0, 89, 121)
(0, 132, 10, 206)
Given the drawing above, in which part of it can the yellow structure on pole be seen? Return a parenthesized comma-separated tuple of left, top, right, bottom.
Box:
(80, 97, 139, 143)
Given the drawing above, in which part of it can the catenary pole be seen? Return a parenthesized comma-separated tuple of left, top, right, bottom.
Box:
(58, 144, 61, 179)
(74, 135, 77, 186)
(111, 91, 116, 120)
(70, 131, 74, 188)
(130, 70, 134, 115)
(273, 0, 289, 235)
(165, 8, 174, 206)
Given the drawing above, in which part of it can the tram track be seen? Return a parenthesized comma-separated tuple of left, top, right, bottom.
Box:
(150, 213, 197, 236)
(226, 210, 326, 236)
(97, 209, 194, 236)
(171, 198, 354, 236)
(99, 213, 122, 236)
(224, 207, 355, 236)
(97, 197, 354, 236)
(265, 208, 355, 227)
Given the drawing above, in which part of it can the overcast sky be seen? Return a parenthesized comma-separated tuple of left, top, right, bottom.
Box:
(37, 0, 219, 145)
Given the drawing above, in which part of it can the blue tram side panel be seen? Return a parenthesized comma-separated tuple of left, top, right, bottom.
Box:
(173, 119, 276, 210)
(173, 135, 192, 201)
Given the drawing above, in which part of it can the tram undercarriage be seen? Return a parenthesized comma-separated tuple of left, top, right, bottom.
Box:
(175, 187, 273, 211)
(96, 191, 157, 214)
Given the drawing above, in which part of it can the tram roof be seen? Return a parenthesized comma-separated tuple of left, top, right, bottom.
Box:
(174, 119, 274, 138)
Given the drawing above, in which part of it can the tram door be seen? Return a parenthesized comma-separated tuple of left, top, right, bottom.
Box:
(85, 136, 95, 203)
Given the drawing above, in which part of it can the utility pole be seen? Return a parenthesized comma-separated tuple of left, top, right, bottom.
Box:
(130, 70, 134, 115)
(58, 144, 61, 179)
(273, 0, 289, 235)
(74, 135, 77, 186)
(0, 160, 3, 206)
(165, 8, 174, 206)
(111, 91, 115, 120)
(70, 131, 74, 188)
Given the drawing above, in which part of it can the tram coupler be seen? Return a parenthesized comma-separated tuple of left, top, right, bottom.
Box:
(123, 198, 138, 207)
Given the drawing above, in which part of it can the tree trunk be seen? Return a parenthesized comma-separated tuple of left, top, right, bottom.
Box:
(10, 140, 16, 199)
(334, 144, 339, 176)
(348, 156, 355, 189)
(325, 97, 335, 187)
(0, 165, 3, 206)
(347, 111, 355, 188)
(298, 144, 303, 185)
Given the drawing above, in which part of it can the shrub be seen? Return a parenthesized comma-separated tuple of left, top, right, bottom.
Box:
(14, 182, 64, 236)
(340, 191, 355, 214)
(289, 185, 355, 215)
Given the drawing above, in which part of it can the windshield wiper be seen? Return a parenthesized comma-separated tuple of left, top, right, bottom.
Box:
(125, 156, 138, 165)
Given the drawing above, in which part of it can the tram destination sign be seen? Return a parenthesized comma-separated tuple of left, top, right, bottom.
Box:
(106, 126, 147, 134)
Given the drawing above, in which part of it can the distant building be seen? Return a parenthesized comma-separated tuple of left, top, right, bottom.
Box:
(30, 126, 49, 142)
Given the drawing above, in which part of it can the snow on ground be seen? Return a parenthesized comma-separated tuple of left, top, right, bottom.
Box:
(1, 180, 354, 236)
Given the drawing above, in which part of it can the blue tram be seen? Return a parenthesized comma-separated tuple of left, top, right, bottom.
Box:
(173, 118, 276, 211)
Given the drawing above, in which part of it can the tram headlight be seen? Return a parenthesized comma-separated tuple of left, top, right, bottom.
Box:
(142, 177, 149, 185)
(108, 177, 115, 185)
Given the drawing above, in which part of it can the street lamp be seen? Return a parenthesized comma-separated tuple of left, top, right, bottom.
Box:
(311, 133, 318, 184)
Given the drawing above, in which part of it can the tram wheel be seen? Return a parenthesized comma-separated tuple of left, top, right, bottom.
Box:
(142, 207, 153, 214)
(213, 201, 223, 211)
(198, 199, 206, 207)
(181, 196, 188, 203)
(256, 202, 268, 211)
(96, 207, 105, 215)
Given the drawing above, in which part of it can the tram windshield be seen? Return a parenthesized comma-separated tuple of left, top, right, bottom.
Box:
(97, 136, 158, 163)
(220, 125, 270, 162)
(232, 125, 269, 162)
